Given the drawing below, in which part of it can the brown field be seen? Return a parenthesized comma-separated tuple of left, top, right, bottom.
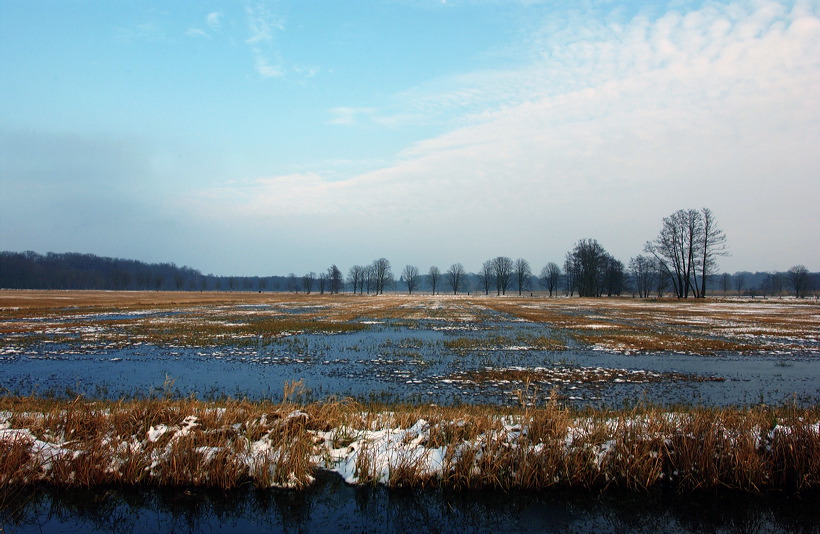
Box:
(1, 291, 819, 492)
(1, 290, 817, 354)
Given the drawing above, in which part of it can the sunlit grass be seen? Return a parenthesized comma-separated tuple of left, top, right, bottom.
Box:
(481, 297, 818, 354)
(0, 395, 817, 493)
(444, 333, 566, 352)
(2, 292, 819, 493)
(3, 291, 817, 355)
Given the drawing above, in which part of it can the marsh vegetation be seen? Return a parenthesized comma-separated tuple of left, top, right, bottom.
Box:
(0, 290, 818, 499)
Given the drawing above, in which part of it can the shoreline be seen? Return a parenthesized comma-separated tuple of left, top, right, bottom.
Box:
(2, 395, 817, 494)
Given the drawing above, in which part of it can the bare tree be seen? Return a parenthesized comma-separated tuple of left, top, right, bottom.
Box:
(372, 258, 392, 295)
(428, 266, 440, 295)
(540, 262, 561, 297)
(402, 265, 420, 295)
(563, 253, 578, 296)
(655, 267, 668, 297)
(644, 209, 700, 298)
(735, 272, 745, 296)
(492, 256, 514, 296)
(721, 273, 732, 295)
(287, 273, 299, 293)
(763, 271, 784, 298)
(363, 265, 375, 294)
(645, 208, 727, 298)
(629, 255, 655, 298)
(603, 257, 626, 296)
(514, 258, 532, 296)
(698, 208, 728, 297)
(788, 265, 811, 298)
(316, 272, 327, 295)
(328, 265, 343, 294)
(348, 265, 364, 294)
(567, 239, 611, 297)
(447, 263, 465, 294)
(477, 260, 493, 295)
(302, 272, 315, 294)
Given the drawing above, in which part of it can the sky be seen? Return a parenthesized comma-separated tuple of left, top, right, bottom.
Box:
(1, 0, 818, 277)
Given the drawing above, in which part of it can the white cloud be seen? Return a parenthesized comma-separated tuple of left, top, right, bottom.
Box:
(327, 107, 376, 126)
(186, 0, 820, 272)
(206, 11, 222, 31)
(253, 48, 284, 77)
(243, 2, 289, 78)
(245, 3, 283, 44)
(185, 28, 210, 39)
(292, 64, 320, 78)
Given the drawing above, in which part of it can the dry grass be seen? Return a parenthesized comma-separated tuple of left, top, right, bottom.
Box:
(2, 291, 818, 354)
(1, 292, 818, 493)
(0, 292, 365, 348)
(481, 296, 819, 354)
(572, 330, 759, 354)
(448, 366, 724, 386)
(443, 334, 565, 352)
(1, 395, 817, 494)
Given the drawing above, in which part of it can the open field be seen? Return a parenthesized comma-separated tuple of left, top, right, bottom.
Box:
(1, 291, 818, 494)
(1, 290, 817, 405)
(2, 290, 818, 354)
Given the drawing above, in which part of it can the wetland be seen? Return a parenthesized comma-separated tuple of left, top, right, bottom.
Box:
(1, 291, 818, 533)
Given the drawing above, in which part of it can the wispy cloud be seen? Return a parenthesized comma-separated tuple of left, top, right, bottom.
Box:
(186, 0, 819, 271)
(252, 48, 284, 77)
(185, 27, 211, 39)
(206, 11, 222, 32)
(245, 2, 286, 77)
(185, 11, 224, 40)
(327, 107, 376, 126)
(245, 2, 283, 43)
(361, 1, 817, 130)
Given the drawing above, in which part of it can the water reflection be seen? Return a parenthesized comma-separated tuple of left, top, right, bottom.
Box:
(2, 318, 819, 408)
(2, 472, 818, 533)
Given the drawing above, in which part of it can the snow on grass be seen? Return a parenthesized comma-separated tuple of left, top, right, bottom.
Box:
(1, 398, 817, 492)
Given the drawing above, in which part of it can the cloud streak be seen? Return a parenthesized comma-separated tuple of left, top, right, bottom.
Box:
(187, 0, 820, 272)
(245, 2, 286, 77)
(207, 11, 222, 32)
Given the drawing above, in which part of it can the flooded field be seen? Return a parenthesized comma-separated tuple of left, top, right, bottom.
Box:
(1, 291, 819, 533)
(1, 291, 818, 408)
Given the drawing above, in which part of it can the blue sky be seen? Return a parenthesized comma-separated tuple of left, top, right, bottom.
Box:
(1, 0, 818, 277)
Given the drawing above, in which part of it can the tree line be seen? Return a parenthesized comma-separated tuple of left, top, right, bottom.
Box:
(0, 251, 286, 292)
(2, 209, 816, 297)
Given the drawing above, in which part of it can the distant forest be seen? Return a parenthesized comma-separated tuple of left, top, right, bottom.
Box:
(0, 251, 283, 292)
(0, 250, 816, 298)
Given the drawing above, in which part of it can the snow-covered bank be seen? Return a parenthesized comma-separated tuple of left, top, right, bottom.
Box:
(1, 398, 818, 493)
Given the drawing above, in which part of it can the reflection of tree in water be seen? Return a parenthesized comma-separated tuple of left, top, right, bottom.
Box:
(668, 493, 789, 534)
(2, 477, 819, 533)
(253, 485, 316, 531)
(1, 487, 48, 531)
(1, 486, 141, 534)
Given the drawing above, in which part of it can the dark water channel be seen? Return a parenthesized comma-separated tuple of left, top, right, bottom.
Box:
(2, 471, 818, 534)
(1, 318, 818, 407)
